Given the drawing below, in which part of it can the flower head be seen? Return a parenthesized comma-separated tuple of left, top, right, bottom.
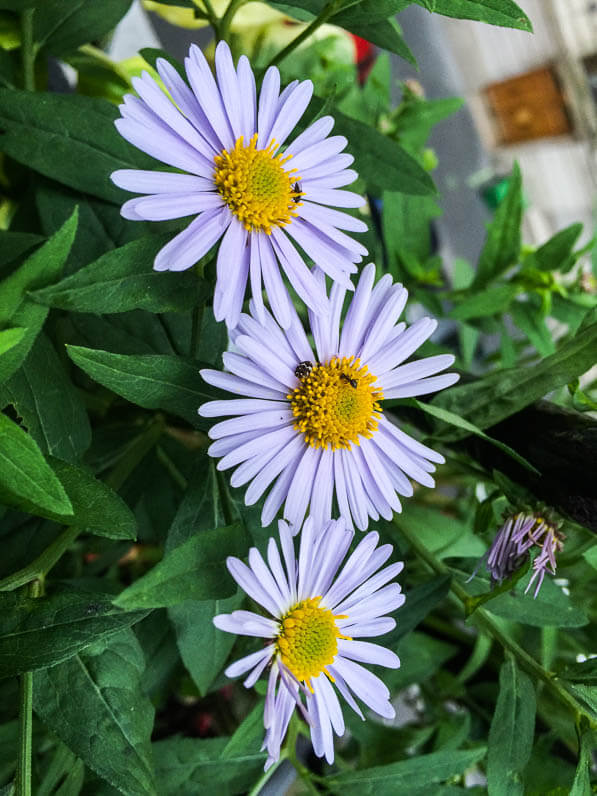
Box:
(111, 40, 367, 328)
(479, 511, 565, 598)
(213, 516, 404, 769)
(199, 264, 459, 531)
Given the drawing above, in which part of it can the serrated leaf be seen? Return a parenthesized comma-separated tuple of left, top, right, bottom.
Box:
(0, 91, 151, 202)
(326, 747, 487, 794)
(4, 332, 91, 462)
(487, 657, 535, 796)
(472, 163, 522, 289)
(0, 588, 148, 678)
(114, 523, 249, 609)
(0, 414, 73, 517)
(32, 235, 207, 314)
(415, 0, 531, 31)
(33, 629, 156, 796)
(66, 346, 217, 426)
(433, 307, 597, 432)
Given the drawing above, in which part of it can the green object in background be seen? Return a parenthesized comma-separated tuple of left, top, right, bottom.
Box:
(482, 174, 529, 211)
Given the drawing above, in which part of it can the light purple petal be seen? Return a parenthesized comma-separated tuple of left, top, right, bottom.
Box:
(268, 80, 313, 150)
(186, 43, 234, 150)
(337, 639, 400, 669)
(237, 54, 257, 141)
(257, 66, 280, 147)
(125, 191, 222, 221)
(283, 445, 320, 529)
(214, 40, 243, 141)
(111, 169, 213, 195)
(289, 136, 348, 174)
(285, 115, 334, 157)
(383, 372, 460, 399)
(223, 646, 274, 678)
(200, 369, 285, 400)
(154, 207, 230, 271)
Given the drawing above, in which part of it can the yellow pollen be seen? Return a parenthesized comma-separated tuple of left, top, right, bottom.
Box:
(213, 133, 302, 234)
(288, 356, 384, 450)
(276, 597, 349, 689)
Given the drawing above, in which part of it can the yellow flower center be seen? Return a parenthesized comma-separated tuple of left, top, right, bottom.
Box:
(288, 357, 384, 450)
(276, 597, 348, 689)
(213, 133, 302, 234)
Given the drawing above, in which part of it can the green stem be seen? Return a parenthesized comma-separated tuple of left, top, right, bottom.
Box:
(285, 715, 320, 796)
(218, 0, 247, 42)
(21, 8, 36, 91)
(394, 518, 597, 728)
(200, 0, 219, 28)
(247, 749, 289, 796)
(267, 0, 343, 69)
(0, 418, 164, 592)
(15, 580, 41, 796)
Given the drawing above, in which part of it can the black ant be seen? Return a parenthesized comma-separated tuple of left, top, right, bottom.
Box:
(340, 373, 358, 389)
(292, 182, 303, 203)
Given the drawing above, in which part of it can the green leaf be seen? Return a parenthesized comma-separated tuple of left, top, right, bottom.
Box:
(472, 163, 522, 288)
(383, 573, 451, 645)
(532, 223, 583, 272)
(66, 346, 217, 426)
(114, 523, 249, 609)
(384, 631, 457, 691)
(0, 231, 44, 270)
(0, 303, 48, 386)
(450, 283, 518, 320)
(153, 735, 265, 795)
(0, 91, 152, 202)
(410, 398, 540, 474)
(309, 97, 435, 196)
(33, 629, 156, 796)
(166, 462, 243, 695)
(4, 332, 91, 462)
(466, 576, 588, 628)
(395, 502, 486, 560)
(433, 307, 597, 432)
(22, 457, 137, 539)
(34, 0, 133, 57)
(0, 588, 148, 678)
(415, 0, 532, 31)
(0, 209, 78, 324)
(382, 191, 441, 264)
(510, 301, 555, 357)
(0, 327, 25, 356)
(487, 656, 536, 796)
(559, 658, 597, 686)
(570, 727, 594, 796)
(330, 4, 416, 63)
(0, 413, 73, 517)
(326, 747, 487, 794)
(32, 234, 207, 314)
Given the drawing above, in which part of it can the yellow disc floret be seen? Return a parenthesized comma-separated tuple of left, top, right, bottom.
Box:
(213, 133, 302, 234)
(288, 356, 384, 450)
(276, 597, 348, 689)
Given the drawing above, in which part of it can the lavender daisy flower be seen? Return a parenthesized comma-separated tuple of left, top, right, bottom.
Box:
(476, 511, 564, 598)
(199, 263, 459, 531)
(110, 40, 367, 328)
(213, 516, 404, 769)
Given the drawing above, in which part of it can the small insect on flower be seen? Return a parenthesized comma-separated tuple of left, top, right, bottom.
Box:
(292, 182, 303, 203)
(340, 373, 358, 389)
(213, 516, 405, 769)
(294, 360, 313, 380)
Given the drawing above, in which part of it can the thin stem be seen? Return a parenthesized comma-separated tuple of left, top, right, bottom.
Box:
(267, 0, 344, 69)
(21, 8, 36, 91)
(394, 518, 597, 728)
(15, 580, 41, 796)
(247, 750, 289, 796)
(218, 0, 247, 42)
(0, 418, 164, 592)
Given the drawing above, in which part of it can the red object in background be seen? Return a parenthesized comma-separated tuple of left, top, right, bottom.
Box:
(351, 34, 376, 84)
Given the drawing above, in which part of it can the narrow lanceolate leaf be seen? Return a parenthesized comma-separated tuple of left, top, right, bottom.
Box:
(415, 0, 532, 31)
(66, 346, 218, 426)
(331, 4, 416, 63)
(0, 589, 148, 678)
(0, 91, 152, 202)
(9, 457, 137, 540)
(4, 332, 91, 463)
(569, 727, 594, 796)
(114, 523, 249, 610)
(0, 210, 78, 385)
(0, 414, 73, 517)
(487, 657, 536, 796)
(33, 629, 156, 796)
(433, 307, 597, 433)
(532, 223, 583, 272)
(326, 747, 487, 794)
(31, 235, 208, 315)
(0, 209, 78, 324)
(510, 301, 555, 357)
(472, 163, 522, 289)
